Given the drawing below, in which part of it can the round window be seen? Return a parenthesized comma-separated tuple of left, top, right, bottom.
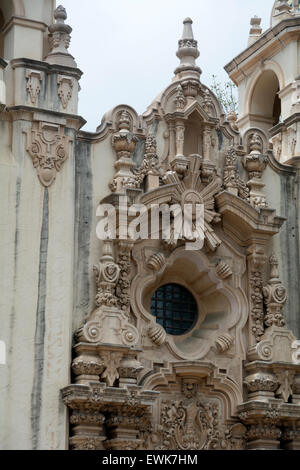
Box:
(150, 283, 198, 336)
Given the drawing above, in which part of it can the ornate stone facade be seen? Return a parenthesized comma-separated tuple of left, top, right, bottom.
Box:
(2, 0, 300, 451)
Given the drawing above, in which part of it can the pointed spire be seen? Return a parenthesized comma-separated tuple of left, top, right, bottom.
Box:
(174, 18, 201, 78)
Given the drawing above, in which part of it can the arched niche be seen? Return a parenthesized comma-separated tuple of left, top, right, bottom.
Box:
(249, 70, 281, 131)
(132, 245, 247, 361)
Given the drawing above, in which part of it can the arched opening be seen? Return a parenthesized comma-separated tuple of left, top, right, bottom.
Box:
(250, 70, 281, 130)
(0, 0, 25, 57)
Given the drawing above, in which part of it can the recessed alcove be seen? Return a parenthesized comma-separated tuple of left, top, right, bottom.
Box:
(142, 252, 233, 358)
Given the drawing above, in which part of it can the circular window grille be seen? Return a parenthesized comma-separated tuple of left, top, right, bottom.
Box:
(150, 283, 198, 336)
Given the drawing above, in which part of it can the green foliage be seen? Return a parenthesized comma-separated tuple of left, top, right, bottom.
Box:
(210, 75, 238, 115)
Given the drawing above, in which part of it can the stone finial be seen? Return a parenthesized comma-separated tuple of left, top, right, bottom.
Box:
(248, 16, 262, 46)
(174, 18, 201, 77)
(46, 5, 77, 67)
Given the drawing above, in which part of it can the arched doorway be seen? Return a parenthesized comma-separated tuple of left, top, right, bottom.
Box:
(249, 70, 281, 136)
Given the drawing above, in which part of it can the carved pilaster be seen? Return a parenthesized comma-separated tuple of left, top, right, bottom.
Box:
(175, 120, 185, 157)
(203, 125, 211, 162)
(115, 240, 134, 315)
(247, 244, 267, 343)
(62, 384, 158, 451)
(110, 110, 139, 192)
(174, 85, 186, 111)
(263, 254, 287, 328)
(239, 406, 281, 450)
(133, 134, 160, 190)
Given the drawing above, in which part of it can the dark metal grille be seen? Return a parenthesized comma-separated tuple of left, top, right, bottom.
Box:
(150, 283, 197, 336)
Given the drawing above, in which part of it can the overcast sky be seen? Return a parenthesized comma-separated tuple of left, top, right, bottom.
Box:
(60, 0, 275, 131)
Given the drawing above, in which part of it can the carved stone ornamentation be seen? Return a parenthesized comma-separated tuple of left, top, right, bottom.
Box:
(244, 133, 268, 210)
(94, 242, 120, 308)
(275, 370, 295, 403)
(287, 124, 297, 158)
(215, 260, 233, 279)
(110, 110, 139, 192)
(26, 69, 42, 105)
(174, 85, 186, 111)
(174, 17, 201, 76)
(227, 111, 238, 131)
(72, 355, 104, 384)
(247, 245, 266, 343)
(263, 255, 287, 328)
(215, 333, 234, 353)
(57, 75, 73, 109)
(276, 0, 292, 13)
(244, 372, 278, 395)
(155, 396, 226, 450)
(116, 241, 133, 314)
(148, 324, 167, 346)
(46, 5, 76, 67)
(77, 240, 139, 348)
(162, 154, 222, 251)
(223, 147, 249, 201)
(146, 252, 166, 272)
(25, 121, 71, 187)
(271, 132, 282, 161)
(250, 271, 264, 342)
(203, 89, 215, 116)
(99, 351, 123, 387)
(133, 134, 161, 189)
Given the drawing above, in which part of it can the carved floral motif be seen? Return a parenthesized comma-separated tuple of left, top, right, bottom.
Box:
(155, 396, 226, 450)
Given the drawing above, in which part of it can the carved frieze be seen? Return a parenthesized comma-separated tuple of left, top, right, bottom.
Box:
(154, 393, 227, 450)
